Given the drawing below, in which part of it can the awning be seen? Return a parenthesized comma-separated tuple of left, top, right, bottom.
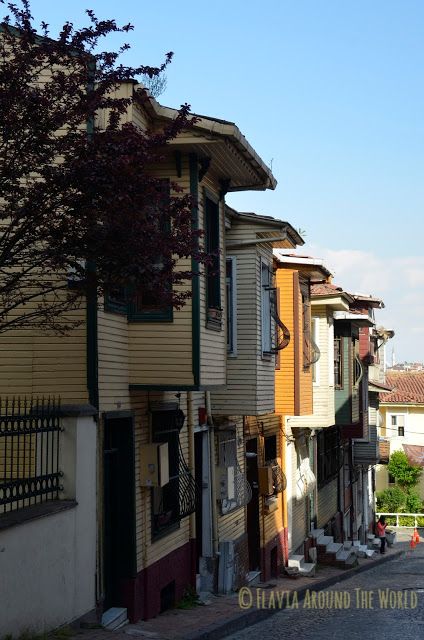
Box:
(403, 444, 424, 467)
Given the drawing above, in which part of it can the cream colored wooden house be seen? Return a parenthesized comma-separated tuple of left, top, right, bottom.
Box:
(211, 208, 302, 583)
(0, 82, 279, 624)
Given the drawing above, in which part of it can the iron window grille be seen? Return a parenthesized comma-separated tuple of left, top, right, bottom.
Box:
(0, 397, 63, 515)
(317, 427, 343, 488)
(269, 287, 290, 352)
(216, 430, 251, 515)
(300, 279, 320, 369)
(150, 409, 197, 538)
(264, 458, 287, 495)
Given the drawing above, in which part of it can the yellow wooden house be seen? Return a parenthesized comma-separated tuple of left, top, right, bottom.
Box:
(0, 82, 279, 623)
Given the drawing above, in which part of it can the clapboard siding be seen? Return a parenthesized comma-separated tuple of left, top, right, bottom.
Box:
(275, 270, 295, 416)
(317, 478, 338, 528)
(0, 306, 88, 403)
(127, 154, 194, 387)
(212, 224, 276, 414)
(198, 173, 227, 387)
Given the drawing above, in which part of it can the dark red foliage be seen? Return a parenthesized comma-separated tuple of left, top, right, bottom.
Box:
(0, 0, 204, 333)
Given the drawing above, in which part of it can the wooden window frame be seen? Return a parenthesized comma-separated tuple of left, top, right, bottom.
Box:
(204, 190, 222, 330)
(334, 336, 344, 389)
(261, 259, 273, 356)
(226, 257, 237, 355)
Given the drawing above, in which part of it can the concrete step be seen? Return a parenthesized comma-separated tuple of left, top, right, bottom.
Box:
(366, 549, 377, 558)
(102, 608, 128, 631)
(316, 535, 334, 547)
(355, 545, 370, 558)
(336, 549, 353, 562)
(344, 554, 358, 567)
(343, 540, 353, 549)
(310, 528, 325, 540)
(352, 540, 361, 548)
(299, 562, 316, 577)
(326, 542, 343, 554)
(288, 555, 305, 569)
(247, 570, 261, 586)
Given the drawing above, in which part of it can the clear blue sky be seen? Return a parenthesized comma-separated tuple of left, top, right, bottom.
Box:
(24, 1, 424, 361)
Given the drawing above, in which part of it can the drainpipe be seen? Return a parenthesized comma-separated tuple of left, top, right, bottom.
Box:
(205, 390, 218, 555)
(187, 392, 195, 541)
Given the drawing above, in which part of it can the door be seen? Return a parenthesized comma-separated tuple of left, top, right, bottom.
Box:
(246, 438, 260, 571)
(103, 414, 137, 610)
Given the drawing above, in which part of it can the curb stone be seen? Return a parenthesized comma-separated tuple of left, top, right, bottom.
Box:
(183, 549, 404, 640)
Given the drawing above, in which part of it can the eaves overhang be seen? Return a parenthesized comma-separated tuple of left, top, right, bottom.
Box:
(136, 87, 276, 192)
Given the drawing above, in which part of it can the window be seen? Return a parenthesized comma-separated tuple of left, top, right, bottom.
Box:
(261, 261, 273, 355)
(301, 279, 320, 370)
(334, 337, 343, 388)
(317, 427, 341, 488)
(216, 430, 250, 514)
(312, 318, 320, 384)
(205, 194, 221, 329)
(353, 340, 363, 387)
(391, 414, 405, 437)
(104, 179, 173, 322)
(150, 409, 196, 539)
(226, 258, 237, 355)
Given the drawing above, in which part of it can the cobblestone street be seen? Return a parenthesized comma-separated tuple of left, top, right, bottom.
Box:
(225, 538, 424, 640)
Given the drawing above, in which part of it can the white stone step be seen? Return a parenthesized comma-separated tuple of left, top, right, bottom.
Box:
(356, 545, 369, 558)
(352, 540, 361, 548)
(316, 535, 334, 547)
(288, 554, 305, 569)
(366, 549, 377, 558)
(299, 562, 316, 577)
(102, 608, 128, 631)
(344, 554, 358, 567)
(326, 542, 343, 554)
(343, 540, 353, 549)
(247, 570, 261, 586)
(336, 549, 353, 561)
(311, 528, 325, 540)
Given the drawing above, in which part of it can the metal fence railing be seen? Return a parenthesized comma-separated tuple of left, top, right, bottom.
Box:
(376, 512, 424, 528)
(0, 397, 63, 515)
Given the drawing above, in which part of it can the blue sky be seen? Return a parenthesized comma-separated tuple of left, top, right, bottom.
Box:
(25, 0, 424, 361)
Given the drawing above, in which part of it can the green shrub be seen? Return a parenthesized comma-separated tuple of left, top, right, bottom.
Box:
(376, 486, 406, 512)
(387, 451, 422, 490)
(404, 490, 424, 514)
(385, 516, 397, 526)
(399, 516, 416, 526)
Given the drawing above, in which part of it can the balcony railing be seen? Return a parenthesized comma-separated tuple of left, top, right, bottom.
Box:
(0, 397, 63, 515)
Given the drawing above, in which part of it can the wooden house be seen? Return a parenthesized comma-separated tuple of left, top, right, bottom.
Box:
(0, 81, 279, 625)
(211, 208, 303, 583)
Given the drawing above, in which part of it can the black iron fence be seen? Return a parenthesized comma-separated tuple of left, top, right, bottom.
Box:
(0, 397, 63, 514)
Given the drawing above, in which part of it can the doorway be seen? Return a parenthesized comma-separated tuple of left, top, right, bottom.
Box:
(246, 438, 260, 571)
(103, 414, 137, 610)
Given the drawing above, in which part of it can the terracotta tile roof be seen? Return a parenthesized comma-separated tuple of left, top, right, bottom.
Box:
(380, 372, 424, 404)
(311, 282, 344, 296)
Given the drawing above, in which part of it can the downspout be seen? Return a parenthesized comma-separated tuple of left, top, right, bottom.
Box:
(187, 392, 195, 540)
(206, 390, 218, 555)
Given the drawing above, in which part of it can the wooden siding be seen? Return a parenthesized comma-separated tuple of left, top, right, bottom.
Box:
(198, 173, 227, 387)
(0, 306, 88, 404)
(317, 478, 338, 528)
(275, 270, 295, 416)
(127, 154, 194, 387)
(212, 221, 276, 415)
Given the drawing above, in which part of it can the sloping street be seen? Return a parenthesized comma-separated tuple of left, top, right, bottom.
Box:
(225, 536, 424, 640)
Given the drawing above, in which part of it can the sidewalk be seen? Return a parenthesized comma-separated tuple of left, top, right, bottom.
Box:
(71, 538, 412, 640)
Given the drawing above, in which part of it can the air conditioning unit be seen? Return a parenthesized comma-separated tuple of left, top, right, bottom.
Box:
(216, 466, 235, 500)
(140, 442, 169, 487)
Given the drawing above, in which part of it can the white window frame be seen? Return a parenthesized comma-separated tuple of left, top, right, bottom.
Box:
(312, 316, 320, 386)
(328, 316, 334, 387)
(261, 259, 273, 356)
(226, 257, 237, 356)
(389, 413, 406, 437)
